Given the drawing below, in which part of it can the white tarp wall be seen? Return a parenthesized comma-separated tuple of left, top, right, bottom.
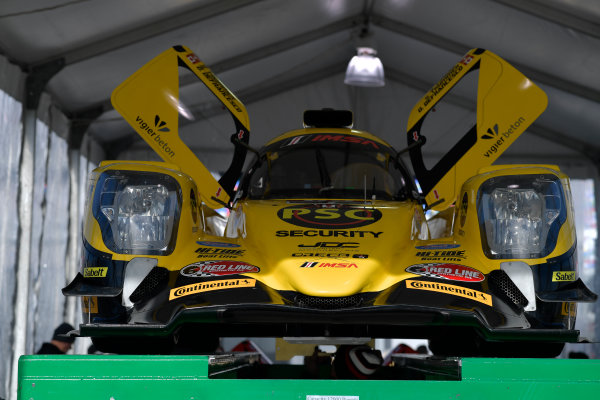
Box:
(0, 54, 105, 400)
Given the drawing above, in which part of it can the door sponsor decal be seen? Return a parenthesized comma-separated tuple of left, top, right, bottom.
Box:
(181, 261, 259, 277)
(406, 263, 484, 282)
(406, 280, 492, 306)
(169, 278, 256, 300)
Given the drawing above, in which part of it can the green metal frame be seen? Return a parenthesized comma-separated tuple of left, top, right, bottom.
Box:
(18, 355, 600, 399)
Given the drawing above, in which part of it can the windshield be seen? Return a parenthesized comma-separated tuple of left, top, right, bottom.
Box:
(243, 134, 411, 200)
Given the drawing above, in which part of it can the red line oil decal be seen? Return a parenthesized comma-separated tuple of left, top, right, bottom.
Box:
(406, 263, 484, 282)
(278, 204, 382, 229)
(181, 261, 259, 277)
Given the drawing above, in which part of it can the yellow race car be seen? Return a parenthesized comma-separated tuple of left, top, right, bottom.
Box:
(63, 46, 596, 357)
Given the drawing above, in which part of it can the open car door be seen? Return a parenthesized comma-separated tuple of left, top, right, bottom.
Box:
(407, 48, 548, 211)
(111, 45, 250, 210)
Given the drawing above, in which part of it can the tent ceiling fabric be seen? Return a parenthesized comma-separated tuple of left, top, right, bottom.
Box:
(0, 0, 599, 173)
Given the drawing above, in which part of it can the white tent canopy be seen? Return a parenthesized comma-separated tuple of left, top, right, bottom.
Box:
(0, 1, 599, 399)
(0, 0, 598, 174)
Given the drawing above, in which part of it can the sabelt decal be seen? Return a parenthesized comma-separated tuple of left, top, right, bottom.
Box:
(406, 280, 492, 306)
(406, 263, 484, 282)
(83, 267, 108, 278)
(181, 261, 259, 277)
(553, 271, 576, 282)
(278, 204, 382, 229)
(82, 296, 98, 313)
(169, 278, 256, 300)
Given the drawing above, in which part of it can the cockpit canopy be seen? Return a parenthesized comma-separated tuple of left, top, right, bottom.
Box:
(242, 132, 412, 201)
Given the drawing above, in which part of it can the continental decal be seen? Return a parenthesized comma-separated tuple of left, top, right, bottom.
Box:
(169, 278, 255, 300)
(83, 267, 108, 278)
(553, 271, 576, 282)
(82, 296, 98, 313)
(276, 230, 382, 238)
(406, 280, 492, 306)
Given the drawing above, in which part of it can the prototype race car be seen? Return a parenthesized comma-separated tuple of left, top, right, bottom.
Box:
(64, 46, 596, 357)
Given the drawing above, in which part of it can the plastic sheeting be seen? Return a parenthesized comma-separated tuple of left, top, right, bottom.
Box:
(26, 122, 71, 354)
(0, 87, 23, 400)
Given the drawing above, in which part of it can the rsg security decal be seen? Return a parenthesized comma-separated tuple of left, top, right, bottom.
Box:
(181, 261, 259, 277)
(406, 280, 492, 306)
(278, 204, 382, 229)
(406, 263, 484, 282)
(169, 278, 256, 300)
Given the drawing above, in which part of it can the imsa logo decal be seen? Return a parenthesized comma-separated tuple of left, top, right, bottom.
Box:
(278, 204, 382, 229)
(406, 263, 484, 282)
(406, 280, 492, 306)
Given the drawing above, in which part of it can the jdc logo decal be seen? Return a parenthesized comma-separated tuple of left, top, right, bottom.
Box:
(298, 242, 359, 248)
(278, 205, 382, 229)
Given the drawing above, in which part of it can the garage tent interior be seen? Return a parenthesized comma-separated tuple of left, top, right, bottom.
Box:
(1, 0, 599, 398)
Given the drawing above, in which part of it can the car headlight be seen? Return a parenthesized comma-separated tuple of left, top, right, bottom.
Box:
(93, 170, 182, 255)
(477, 174, 566, 259)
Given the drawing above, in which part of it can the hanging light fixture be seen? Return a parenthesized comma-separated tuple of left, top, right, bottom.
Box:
(344, 46, 385, 87)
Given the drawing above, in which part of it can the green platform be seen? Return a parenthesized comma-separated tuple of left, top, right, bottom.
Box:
(18, 354, 600, 399)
